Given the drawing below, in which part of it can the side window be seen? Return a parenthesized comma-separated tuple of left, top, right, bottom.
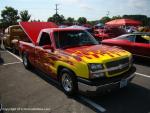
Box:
(39, 32, 51, 46)
(116, 35, 135, 42)
(135, 35, 149, 44)
(126, 35, 135, 42)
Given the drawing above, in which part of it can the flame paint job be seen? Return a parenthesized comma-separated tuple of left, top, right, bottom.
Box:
(20, 43, 131, 79)
(19, 23, 132, 79)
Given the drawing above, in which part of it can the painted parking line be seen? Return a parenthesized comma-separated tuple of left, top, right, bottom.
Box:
(6, 50, 23, 62)
(2, 61, 22, 66)
(78, 95, 106, 112)
(135, 72, 150, 78)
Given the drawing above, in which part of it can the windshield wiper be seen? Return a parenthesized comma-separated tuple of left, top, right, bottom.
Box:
(62, 45, 80, 49)
(62, 43, 97, 49)
(80, 43, 98, 46)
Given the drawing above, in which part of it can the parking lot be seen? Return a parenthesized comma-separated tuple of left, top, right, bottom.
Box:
(0, 49, 150, 113)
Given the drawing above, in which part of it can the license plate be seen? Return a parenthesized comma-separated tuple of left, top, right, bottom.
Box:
(120, 79, 128, 88)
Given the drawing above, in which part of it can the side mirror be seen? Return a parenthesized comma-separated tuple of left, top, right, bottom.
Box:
(42, 45, 54, 52)
(42, 45, 51, 49)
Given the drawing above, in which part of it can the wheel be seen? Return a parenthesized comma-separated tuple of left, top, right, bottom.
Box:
(12, 45, 16, 54)
(60, 68, 78, 96)
(22, 52, 32, 69)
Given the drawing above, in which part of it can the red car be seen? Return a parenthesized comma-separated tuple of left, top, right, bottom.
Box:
(94, 26, 126, 41)
(102, 33, 150, 58)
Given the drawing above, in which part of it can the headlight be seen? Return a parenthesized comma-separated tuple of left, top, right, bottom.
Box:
(89, 64, 103, 72)
(89, 64, 105, 78)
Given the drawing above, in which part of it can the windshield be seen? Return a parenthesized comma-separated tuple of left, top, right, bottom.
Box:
(54, 30, 98, 49)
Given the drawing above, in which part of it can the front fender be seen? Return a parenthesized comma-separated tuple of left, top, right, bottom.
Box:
(55, 60, 89, 79)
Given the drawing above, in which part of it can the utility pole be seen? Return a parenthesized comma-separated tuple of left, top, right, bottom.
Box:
(55, 4, 59, 15)
(106, 11, 110, 17)
(54, 4, 59, 24)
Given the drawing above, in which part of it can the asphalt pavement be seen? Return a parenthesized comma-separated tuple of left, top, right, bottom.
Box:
(0, 50, 150, 113)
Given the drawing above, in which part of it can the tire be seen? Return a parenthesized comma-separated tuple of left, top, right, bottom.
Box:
(22, 52, 32, 69)
(12, 45, 16, 54)
(60, 68, 78, 96)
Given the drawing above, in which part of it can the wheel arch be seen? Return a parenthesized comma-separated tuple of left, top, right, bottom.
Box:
(57, 65, 77, 81)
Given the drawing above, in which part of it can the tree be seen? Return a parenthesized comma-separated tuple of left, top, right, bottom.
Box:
(111, 15, 122, 20)
(1, 6, 19, 29)
(77, 17, 87, 25)
(99, 16, 111, 24)
(66, 17, 75, 25)
(47, 14, 65, 25)
(123, 15, 148, 26)
(148, 17, 150, 26)
(20, 10, 31, 22)
(30, 19, 41, 22)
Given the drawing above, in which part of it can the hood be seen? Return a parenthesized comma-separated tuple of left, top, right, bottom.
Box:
(19, 22, 58, 44)
(63, 45, 131, 63)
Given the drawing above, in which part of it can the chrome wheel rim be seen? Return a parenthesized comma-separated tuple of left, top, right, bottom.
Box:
(23, 55, 27, 66)
(61, 73, 73, 92)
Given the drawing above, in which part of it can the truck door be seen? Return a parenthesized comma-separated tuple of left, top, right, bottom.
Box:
(35, 32, 56, 77)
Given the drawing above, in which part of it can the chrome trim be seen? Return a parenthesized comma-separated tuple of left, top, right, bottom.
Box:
(78, 73, 135, 92)
(91, 63, 129, 74)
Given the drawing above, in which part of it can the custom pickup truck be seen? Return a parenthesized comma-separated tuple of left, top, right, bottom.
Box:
(19, 22, 136, 96)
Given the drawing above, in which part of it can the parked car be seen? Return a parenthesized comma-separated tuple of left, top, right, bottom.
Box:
(3, 25, 31, 53)
(102, 32, 150, 58)
(94, 26, 127, 42)
(19, 22, 135, 96)
(67, 25, 94, 35)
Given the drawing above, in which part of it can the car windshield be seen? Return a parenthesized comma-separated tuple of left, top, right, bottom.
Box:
(54, 30, 98, 49)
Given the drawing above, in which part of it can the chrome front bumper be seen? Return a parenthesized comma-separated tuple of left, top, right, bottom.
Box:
(77, 66, 136, 92)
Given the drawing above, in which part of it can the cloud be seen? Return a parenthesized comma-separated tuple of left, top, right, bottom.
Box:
(79, 4, 94, 11)
(57, 0, 83, 4)
(128, 0, 149, 9)
(56, 0, 94, 12)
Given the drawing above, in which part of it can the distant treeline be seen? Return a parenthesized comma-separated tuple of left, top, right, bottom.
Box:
(0, 6, 150, 31)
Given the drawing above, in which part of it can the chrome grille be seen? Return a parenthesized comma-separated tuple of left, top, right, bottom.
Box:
(105, 58, 129, 75)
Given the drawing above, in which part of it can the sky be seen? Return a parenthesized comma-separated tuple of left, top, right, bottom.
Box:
(0, 0, 150, 21)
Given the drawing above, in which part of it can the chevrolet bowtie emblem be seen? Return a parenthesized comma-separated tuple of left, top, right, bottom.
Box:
(118, 64, 123, 69)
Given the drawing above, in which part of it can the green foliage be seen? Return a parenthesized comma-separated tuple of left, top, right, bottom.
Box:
(88, 20, 100, 26)
(99, 16, 111, 24)
(148, 17, 150, 26)
(1, 6, 19, 28)
(66, 17, 75, 25)
(77, 17, 87, 25)
(30, 19, 41, 22)
(123, 15, 148, 26)
(111, 15, 122, 20)
(20, 10, 31, 22)
(47, 14, 65, 25)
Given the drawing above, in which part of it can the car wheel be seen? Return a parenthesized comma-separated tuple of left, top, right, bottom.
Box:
(60, 68, 78, 96)
(12, 45, 16, 54)
(22, 52, 32, 69)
